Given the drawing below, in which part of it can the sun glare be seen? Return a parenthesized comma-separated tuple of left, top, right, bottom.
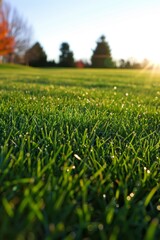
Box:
(144, 53, 160, 70)
(151, 60, 160, 70)
(150, 56, 160, 67)
(148, 47, 160, 68)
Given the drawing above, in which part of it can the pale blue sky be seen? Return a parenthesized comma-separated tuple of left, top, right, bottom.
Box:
(7, 0, 160, 63)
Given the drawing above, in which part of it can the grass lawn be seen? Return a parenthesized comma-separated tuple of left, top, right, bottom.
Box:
(0, 65, 160, 239)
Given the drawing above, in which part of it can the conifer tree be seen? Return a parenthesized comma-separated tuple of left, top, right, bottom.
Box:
(91, 35, 113, 68)
(59, 42, 74, 67)
(25, 42, 47, 67)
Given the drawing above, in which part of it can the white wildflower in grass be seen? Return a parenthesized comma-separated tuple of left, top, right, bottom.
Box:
(114, 86, 117, 90)
(74, 154, 81, 160)
(125, 93, 129, 96)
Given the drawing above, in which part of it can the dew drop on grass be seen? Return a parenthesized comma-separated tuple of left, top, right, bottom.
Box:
(157, 205, 160, 211)
(127, 196, 131, 201)
(49, 223, 55, 233)
(88, 224, 94, 232)
(130, 192, 135, 198)
(12, 186, 18, 191)
(74, 154, 81, 160)
(144, 167, 150, 174)
(98, 224, 104, 230)
(103, 194, 106, 199)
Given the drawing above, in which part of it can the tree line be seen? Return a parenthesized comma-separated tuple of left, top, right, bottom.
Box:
(0, 1, 154, 69)
(21, 35, 149, 69)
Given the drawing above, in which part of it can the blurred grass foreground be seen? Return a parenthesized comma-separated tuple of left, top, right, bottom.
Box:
(0, 65, 160, 239)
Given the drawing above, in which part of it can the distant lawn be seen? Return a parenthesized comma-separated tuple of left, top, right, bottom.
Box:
(0, 65, 159, 239)
(0, 63, 29, 69)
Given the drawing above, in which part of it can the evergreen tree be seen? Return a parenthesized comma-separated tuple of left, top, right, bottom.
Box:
(91, 35, 113, 68)
(25, 42, 47, 67)
(59, 42, 74, 67)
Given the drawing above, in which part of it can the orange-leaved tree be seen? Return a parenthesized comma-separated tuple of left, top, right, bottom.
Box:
(0, 0, 32, 63)
(0, 5, 14, 56)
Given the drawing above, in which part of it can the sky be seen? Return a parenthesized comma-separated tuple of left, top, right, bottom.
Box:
(7, 0, 160, 64)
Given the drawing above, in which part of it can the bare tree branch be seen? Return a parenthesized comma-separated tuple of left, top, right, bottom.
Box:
(1, 1, 33, 55)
